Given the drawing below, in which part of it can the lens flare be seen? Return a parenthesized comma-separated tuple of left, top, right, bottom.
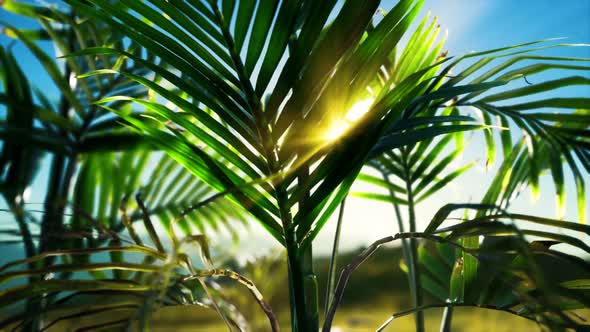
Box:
(323, 98, 375, 141)
(324, 120, 350, 141)
(345, 98, 374, 122)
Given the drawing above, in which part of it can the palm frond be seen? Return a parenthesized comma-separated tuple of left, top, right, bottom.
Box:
(322, 207, 590, 331)
(59, 0, 449, 247)
(62, 0, 588, 255)
(68, 149, 248, 246)
(0, 229, 278, 331)
(411, 205, 590, 330)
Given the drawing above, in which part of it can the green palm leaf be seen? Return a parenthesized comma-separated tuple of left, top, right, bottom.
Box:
(70, 149, 248, 244)
(0, 231, 278, 331)
(39, 1, 590, 330)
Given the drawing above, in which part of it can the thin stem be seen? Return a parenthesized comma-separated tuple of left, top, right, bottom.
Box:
(321, 231, 480, 332)
(401, 147, 425, 332)
(39, 153, 66, 254)
(320, 203, 485, 332)
(135, 193, 165, 253)
(40, 304, 138, 332)
(377, 303, 531, 332)
(323, 236, 394, 332)
(183, 268, 280, 332)
(120, 197, 143, 246)
(9, 205, 36, 265)
(440, 305, 453, 332)
(196, 278, 233, 332)
(380, 171, 415, 299)
(325, 197, 347, 317)
(0, 245, 166, 274)
(76, 318, 129, 332)
(9, 204, 39, 332)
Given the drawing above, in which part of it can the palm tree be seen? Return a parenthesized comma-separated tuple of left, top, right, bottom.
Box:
(345, 13, 589, 330)
(1, 2, 246, 330)
(1, 0, 588, 330)
(54, 0, 589, 330)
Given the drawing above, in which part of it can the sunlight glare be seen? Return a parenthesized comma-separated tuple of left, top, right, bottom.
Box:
(345, 98, 375, 122)
(322, 98, 375, 141)
(324, 120, 350, 141)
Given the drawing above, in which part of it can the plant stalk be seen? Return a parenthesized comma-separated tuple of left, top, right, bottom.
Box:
(26, 45, 77, 332)
(402, 148, 425, 332)
(440, 305, 453, 332)
(285, 230, 319, 332)
(325, 197, 347, 317)
(381, 171, 416, 298)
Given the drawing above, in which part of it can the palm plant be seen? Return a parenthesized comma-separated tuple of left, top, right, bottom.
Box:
(49, 0, 589, 330)
(347, 14, 589, 329)
(0, 211, 276, 331)
(1, 1, 247, 330)
(403, 207, 590, 331)
(347, 15, 590, 329)
(0, 0, 248, 255)
(1, 0, 154, 259)
(320, 204, 590, 331)
(1, 0, 588, 331)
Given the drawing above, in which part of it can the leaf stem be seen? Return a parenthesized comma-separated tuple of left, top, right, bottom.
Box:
(439, 305, 453, 332)
(325, 197, 347, 317)
(380, 170, 415, 298)
(402, 147, 425, 332)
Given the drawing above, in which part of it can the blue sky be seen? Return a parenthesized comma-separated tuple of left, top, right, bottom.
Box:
(407, 0, 590, 53)
(1, 1, 589, 258)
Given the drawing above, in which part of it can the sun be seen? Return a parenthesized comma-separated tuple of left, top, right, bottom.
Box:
(323, 98, 375, 141)
(345, 98, 374, 122)
(324, 119, 350, 141)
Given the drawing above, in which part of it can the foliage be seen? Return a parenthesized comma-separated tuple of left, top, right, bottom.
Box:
(0, 1, 247, 331)
(0, 0, 243, 259)
(0, 0, 588, 331)
(60, 0, 588, 250)
(0, 202, 277, 331)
